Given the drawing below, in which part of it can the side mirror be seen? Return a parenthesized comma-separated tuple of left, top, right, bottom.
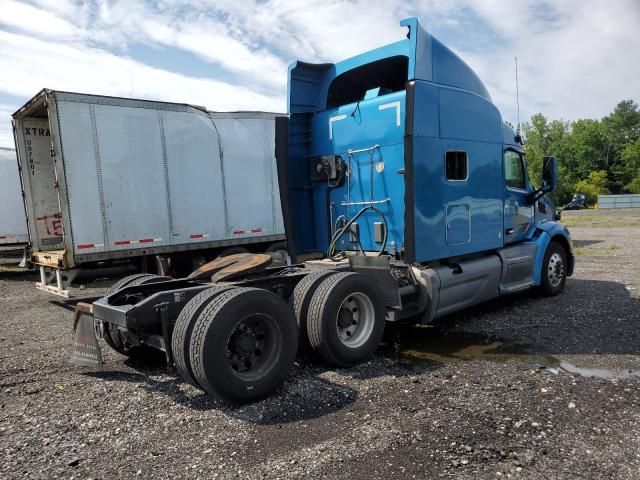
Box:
(541, 156, 557, 193)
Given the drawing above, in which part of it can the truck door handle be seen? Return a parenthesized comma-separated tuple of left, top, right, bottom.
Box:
(396, 168, 405, 174)
(505, 228, 514, 235)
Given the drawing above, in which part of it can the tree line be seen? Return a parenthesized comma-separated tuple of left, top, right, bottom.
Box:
(521, 100, 640, 205)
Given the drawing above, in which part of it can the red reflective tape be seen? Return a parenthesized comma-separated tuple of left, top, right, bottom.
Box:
(190, 234, 204, 239)
(233, 230, 245, 235)
(0, 236, 6, 239)
(139, 238, 154, 243)
(250, 228, 262, 233)
(77, 244, 95, 249)
(114, 240, 130, 245)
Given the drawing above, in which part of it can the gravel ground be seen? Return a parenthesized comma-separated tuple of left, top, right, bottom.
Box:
(1, 209, 639, 479)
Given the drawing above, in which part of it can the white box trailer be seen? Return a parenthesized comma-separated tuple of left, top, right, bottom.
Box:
(12, 90, 286, 296)
(0, 147, 29, 247)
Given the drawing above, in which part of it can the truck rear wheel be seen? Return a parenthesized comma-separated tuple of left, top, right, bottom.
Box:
(103, 273, 170, 356)
(171, 285, 234, 387)
(541, 241, 567, 296)
(189, 287, 298, 403)
(290, 271, 335, 353)
(307, 272, 385, 367)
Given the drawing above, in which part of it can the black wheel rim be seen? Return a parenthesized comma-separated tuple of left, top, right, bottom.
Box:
(226, 314, 281, 381)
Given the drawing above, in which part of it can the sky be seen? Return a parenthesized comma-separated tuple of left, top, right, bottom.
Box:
(0, 0, 639, 148)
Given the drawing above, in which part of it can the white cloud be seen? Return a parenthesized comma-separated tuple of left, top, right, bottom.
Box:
(0, 0, 84, 39)
(0, 30, 283, 110)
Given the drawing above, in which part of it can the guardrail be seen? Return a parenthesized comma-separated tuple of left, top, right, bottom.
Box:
(598, 194, 640, 209)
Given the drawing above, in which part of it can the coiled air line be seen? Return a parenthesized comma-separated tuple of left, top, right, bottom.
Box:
(328, 205, 388, 261)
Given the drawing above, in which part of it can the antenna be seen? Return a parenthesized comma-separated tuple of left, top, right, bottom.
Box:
(515, 56, 521, 134)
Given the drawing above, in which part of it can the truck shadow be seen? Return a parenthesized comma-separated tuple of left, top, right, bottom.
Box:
(379, 277, 639, 370)
(86, 362, 359, 425)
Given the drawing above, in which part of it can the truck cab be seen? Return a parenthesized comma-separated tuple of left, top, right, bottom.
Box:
(285, 17, 573, 309)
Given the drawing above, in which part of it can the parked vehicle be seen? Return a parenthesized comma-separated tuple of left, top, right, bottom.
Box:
(565, 193, 586, 210)
(74, 18, 574, 403)
(12, 91, 286, 296)
(0, 147, 29, 248)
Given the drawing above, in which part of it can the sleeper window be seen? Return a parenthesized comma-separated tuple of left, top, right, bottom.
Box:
(445, 151, 468, 181)
(504, 151, 526, 189)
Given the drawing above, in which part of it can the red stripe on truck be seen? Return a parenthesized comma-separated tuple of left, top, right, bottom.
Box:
(190, 234, 204, 239)
(251, 228, 262, 233)
(77, 244, 95, 249)
(114, 240, 130, 245)
(139, 238, 154, 243)
(233, 230, 245, 235)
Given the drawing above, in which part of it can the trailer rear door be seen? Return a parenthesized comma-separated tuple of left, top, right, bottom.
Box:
(14, 118, 65, 252)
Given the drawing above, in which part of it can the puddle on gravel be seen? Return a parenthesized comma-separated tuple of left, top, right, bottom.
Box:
(382, 327, 640, 380)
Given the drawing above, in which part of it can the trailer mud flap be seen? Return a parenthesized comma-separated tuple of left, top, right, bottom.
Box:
(70, 302, 103, 371)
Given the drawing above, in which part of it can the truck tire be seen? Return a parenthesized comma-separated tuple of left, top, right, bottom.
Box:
(307, 272, 385, 367)
(171, 285, 235, 387)
(540, 241, 568, 296)
(290, 271, 335, 353)
(103, 273, 170, 356)
(189, 287, 298, 403)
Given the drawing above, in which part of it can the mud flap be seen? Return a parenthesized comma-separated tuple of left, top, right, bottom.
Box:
(70, 302, 103, 371)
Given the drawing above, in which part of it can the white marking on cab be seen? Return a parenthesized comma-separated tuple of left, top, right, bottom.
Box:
(328, 114, 347, 140)
(379, 101, 401, 126)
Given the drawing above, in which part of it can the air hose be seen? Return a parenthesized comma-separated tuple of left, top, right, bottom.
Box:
(328, 205, 388, 261)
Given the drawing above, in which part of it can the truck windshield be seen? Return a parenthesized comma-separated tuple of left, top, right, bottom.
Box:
(326, 55, 408, 110)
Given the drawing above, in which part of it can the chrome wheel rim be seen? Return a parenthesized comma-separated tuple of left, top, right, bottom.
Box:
(547, 252, 565, 288)
(336, 292, 375, 348)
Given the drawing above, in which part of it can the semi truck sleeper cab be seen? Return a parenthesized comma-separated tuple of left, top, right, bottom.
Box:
(74, 18, 574, 403)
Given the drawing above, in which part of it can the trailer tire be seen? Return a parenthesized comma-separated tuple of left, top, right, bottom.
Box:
(307, 272, 385, 367)
(171, 285, 235, 388)
(540, 241, 567, 296)
(103, 273, 170, 356)
(190, 287, 298, 403)
(218, 246, 250, 257)
(290, 271, 335, 353)
(105, 273, 160, 296)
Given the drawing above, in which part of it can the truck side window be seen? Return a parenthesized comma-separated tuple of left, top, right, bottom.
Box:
(445, 151, 468, 181)
(504, 151, 525, 190)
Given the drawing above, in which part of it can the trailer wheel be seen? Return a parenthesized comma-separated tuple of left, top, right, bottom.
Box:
(540, 241, 567, 296)
(103, 273, 170, 356)
(171, 285, 235, 387)
(190, 287, 298, 403)
(218, 246, 249, 257)
(105, 273, 161, 296)
(290, 271, 335, 353)
(307, 272, 385, 367)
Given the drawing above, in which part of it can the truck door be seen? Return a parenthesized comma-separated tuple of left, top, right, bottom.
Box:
(503, 149, 533, 244)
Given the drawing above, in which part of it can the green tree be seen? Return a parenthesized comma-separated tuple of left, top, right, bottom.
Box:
(574, 170, 610, 206)
(621, 139, 640, 192)
(602, 100, 640, 192)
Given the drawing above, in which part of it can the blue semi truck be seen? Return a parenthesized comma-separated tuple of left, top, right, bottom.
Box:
(75, 18, 574, 402)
